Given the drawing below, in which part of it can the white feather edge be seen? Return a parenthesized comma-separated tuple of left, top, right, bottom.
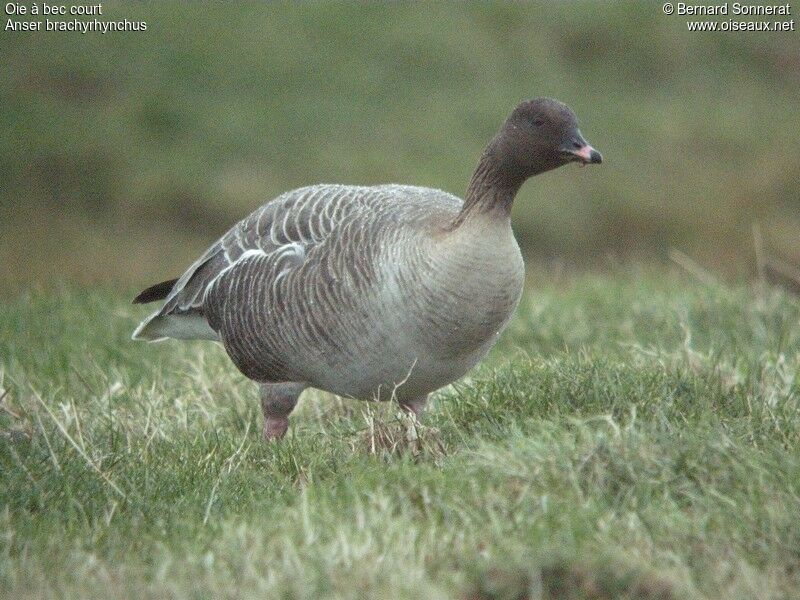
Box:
(132, 249, 270, 342)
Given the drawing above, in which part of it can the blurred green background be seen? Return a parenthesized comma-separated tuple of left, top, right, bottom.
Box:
(1, 1, 798, 291)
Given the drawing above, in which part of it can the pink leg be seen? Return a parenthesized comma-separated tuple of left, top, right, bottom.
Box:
(263, 416, 289, 440)
(260, 382, 306, 441)
(398, 394, 429, 419)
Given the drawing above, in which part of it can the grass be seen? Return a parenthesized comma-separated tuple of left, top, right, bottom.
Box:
(1, 270, 800, 598)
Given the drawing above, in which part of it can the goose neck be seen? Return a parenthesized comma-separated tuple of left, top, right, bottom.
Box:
(450, 150, 523, 229)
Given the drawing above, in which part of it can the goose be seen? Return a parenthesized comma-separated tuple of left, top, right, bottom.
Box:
(132, 98, 602, 440)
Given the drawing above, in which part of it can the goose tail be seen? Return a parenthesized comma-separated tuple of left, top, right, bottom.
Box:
(132, 311, 219, 342)
(132, 312, 169, 342)
(132, 278, 179, 304)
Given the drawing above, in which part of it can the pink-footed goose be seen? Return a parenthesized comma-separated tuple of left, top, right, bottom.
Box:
(133, 98, 602, 440)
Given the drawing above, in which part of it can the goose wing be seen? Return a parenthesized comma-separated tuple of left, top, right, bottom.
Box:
(133, 185, 371, 341)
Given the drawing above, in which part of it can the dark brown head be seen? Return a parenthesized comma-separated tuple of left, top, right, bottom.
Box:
(487, 98, 602, 187)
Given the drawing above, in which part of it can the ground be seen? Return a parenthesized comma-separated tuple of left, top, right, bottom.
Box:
(1, 270, 799, 599)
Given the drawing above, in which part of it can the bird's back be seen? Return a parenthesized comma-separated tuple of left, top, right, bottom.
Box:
(134, 184, 485, 393)
(134, 183, 524, 400)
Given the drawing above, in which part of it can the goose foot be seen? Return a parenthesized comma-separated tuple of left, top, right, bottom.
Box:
(260, 382, 306, 441)
(398, 394, 429, 419)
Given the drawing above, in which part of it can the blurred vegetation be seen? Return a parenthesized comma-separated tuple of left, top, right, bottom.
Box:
(1, 1, 799, 290)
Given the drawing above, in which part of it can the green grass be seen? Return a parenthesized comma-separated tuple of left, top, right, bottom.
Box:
(2, 271, 800, 598)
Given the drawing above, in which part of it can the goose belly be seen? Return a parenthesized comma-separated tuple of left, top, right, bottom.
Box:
(302, 239, 524, 401)
(304, 317, 496, 402)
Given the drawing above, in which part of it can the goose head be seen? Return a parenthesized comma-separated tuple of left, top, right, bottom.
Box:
(489, 98, 602, 184)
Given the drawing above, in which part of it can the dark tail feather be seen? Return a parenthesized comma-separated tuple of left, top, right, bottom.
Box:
(132, 278, 179, 304)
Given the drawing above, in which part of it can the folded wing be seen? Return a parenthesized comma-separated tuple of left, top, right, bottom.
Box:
(132, 185, 356, 341)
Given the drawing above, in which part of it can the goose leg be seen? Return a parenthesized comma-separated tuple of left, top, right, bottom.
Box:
(398, 394, 429, 419)
(260, 382, 306, 441)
